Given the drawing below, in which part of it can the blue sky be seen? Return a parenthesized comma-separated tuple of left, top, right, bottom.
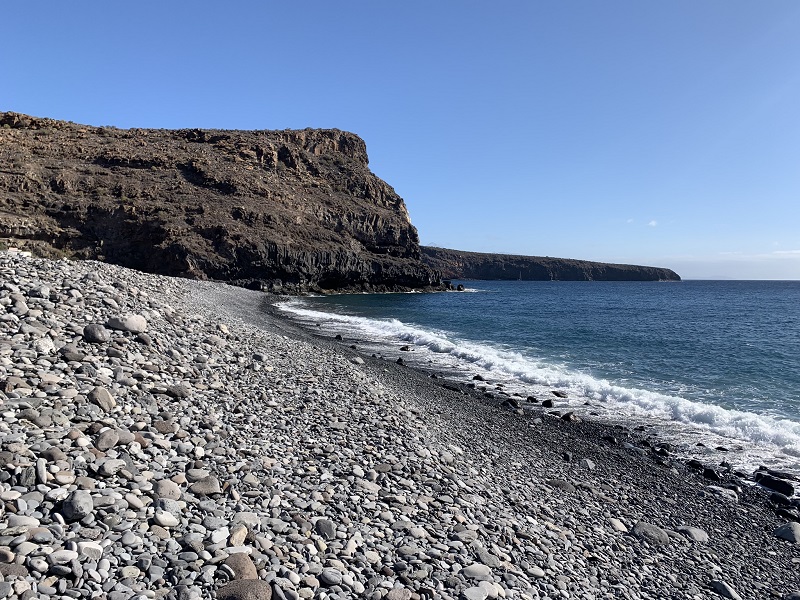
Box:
(3, 2, 799, 279)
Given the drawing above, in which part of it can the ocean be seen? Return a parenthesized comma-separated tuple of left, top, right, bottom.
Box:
(278, 280, 800, 474)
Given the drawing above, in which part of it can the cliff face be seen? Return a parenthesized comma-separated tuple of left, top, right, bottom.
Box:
(0, 112, 440, 292)
(421, 247, 681, 282)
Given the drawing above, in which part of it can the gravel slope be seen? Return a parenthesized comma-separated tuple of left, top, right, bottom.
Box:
(1, 251, 798, 600)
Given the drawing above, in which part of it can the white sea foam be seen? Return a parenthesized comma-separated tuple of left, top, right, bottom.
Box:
(278, 299, 800, 467)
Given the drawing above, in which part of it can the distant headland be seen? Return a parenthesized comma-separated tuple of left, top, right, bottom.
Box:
(421, 247, 680, 282)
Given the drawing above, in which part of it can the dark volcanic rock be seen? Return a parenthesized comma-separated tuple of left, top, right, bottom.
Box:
(757, 473, 795, 497)
(632, 521, 670, 546)
(421, 246, 680, 281)
(0, 112, 440, 292)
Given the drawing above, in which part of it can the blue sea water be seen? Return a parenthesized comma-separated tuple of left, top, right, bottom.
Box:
(278, 281, 800, 472)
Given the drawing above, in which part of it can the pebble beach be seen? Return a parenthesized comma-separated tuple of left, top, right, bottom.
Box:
(1, 250, 798, 600)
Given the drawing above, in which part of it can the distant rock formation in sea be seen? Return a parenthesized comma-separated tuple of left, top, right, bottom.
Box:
(0, 112, 439, 293)
(421, 246, 681, 281)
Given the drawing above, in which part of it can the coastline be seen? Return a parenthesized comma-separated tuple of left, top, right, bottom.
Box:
(274, 289, 800, 477)
(0, 252, 798, 600)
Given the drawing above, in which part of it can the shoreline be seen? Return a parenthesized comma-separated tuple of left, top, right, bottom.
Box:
(1, 252, 798, 599)
(274, 293, 800, 479)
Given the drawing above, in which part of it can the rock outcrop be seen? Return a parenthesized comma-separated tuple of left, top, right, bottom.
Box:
(0, 112, 440, 292)
(421, 246, 681, 281)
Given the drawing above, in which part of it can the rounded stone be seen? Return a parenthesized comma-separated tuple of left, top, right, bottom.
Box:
(106, 314, 148, 333)
(632, 521, 670, 546)
(462, 587, 489, 600)
(462, 563, 492, 580)
(229, 523, 248, 547)
(83, 324, 111, 343)
(95, 429, 120, 451)
(62, 490, 93, 522)
(216, 580, 273, 600)
(154, 510, 180, 528)
(121, 565, 141, 578)
(154, 479, 182, 500)
(319, 568, 342, 586)
(224, 553, 258, 580)
(190, 476, 221, 496)
(47, 549, 78, 565)
(314, 519, 336, 541)
(88, 387, 116, 412)
(676, 526, 709, 543)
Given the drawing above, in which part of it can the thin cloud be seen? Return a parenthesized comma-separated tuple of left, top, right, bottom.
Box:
(773, 250, 800, 255)
(648, 220, 658, 227)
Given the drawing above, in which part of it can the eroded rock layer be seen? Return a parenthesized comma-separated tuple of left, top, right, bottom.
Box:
(421, 247, 681, 282)
(0, 112, 440, 292)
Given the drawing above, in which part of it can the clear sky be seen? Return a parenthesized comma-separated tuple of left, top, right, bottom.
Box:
(3, 2, 800, 279)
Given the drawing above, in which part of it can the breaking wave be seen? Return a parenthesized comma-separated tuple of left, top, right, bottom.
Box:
(278, 299, 800, 466)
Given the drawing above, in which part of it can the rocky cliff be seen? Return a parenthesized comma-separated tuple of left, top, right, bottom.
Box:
(421, 247, 681, 281)
(0, 112, 440, 292)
